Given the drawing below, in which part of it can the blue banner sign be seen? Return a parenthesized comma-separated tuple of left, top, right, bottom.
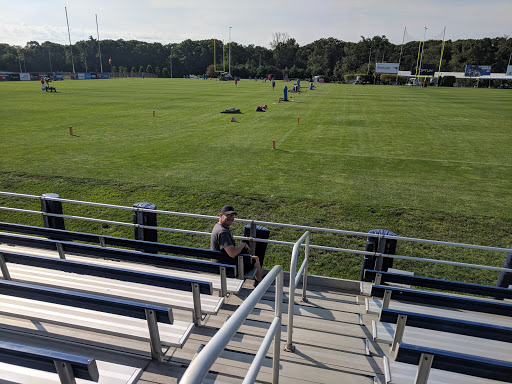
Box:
(464, 65, 492, 77)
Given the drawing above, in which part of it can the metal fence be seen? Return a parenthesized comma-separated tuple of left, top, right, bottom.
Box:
(0, 191, 510, 275)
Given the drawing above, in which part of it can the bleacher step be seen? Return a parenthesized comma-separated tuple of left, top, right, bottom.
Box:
(0, 243, 244, 294)
(0, 294, 194, 347)
(366, 297, 512, 327)
(6, 263, 223, 315)
(388, 360, 507, 384)
(0, 360, 143, 384)
(373, 321, 512, 362)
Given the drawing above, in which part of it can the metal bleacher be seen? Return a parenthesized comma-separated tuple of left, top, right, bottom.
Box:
(1, 191, 512, 383)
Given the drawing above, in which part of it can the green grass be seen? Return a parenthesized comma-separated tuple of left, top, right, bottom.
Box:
(1, 79, 511, 284)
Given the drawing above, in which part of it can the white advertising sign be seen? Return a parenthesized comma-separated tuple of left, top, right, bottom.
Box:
(376, 63, 399, 75)
(507, 65, 512, 76)
(19, 73, 31, 81)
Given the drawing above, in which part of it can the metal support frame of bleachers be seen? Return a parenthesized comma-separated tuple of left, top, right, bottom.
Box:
(363, 269, 512, 300)
(394, 343, 512, 384)
(0, 249, 214, 326)
(0, 340, 99, 384)
(0, 279, 184, 362)
(370, 285, 512, 317)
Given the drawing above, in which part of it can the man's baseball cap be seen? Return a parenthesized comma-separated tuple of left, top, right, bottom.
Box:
(220, 205, 237, 215)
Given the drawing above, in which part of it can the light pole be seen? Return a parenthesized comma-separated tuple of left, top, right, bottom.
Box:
(418, 27, 427, 79)
(96, 14, 103, 73)
(48, 51, 53, 73)
(229, 26, 232, 76)
(170, 47, 172, 78)
(367, 48, 371, 75)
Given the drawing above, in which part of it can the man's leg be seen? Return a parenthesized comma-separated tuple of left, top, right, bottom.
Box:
(252, 255, 262, 281)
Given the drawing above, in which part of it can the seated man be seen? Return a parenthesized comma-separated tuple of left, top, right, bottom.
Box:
(210, 205, 262, 284)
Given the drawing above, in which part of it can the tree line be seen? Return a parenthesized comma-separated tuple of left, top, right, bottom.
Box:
(1, 34, 510, 81)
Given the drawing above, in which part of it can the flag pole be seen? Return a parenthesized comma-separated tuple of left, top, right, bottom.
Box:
(65, 6, 75, 73)
(96, 14, 103, 73)
(396, 26, 406, 83)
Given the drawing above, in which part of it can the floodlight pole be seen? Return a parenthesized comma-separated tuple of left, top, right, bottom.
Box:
(96, 14, 103, 73)
(229, 27, 232, 75)
(48, 51, 53, 73)
(65, 6, 75, 73)
(169, 47, 173, 78)
(367, 48, 371, 75)
(508, 52, 511, 68)
(418, 26, 427, 80)
(396, 26, 406, 83)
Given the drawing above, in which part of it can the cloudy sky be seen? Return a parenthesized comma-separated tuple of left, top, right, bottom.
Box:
(1, 0, 510, 47)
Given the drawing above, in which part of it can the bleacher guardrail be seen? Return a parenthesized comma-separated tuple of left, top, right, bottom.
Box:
(285, 231, 310, 352)
(180, 265, 284, 384)
(1, 191, 511, 275)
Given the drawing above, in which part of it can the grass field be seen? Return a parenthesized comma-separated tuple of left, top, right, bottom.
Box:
(1, 78, 511, 283)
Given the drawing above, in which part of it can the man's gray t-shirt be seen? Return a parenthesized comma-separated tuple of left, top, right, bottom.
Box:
(210, 222, 235, 264)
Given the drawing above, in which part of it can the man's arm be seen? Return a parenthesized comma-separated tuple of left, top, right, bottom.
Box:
(223, 242, 249, 258)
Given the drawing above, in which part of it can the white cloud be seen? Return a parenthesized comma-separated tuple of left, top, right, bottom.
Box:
(0, 0, 510, 47)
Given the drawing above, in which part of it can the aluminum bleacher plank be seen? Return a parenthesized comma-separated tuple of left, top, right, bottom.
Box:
(388, 360, 507, 384)
(366, 297, 512, 327)
(373, 321, 512, 362)
(0, 360, 143, 384)
(0, 295, 193, 347)
(0, 243, 243, 294)
(6, 264, 223, 315)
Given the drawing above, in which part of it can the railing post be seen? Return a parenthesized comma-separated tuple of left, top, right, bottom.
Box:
(220, 266, 228, 297)
(133, 202, 158, 253)
(391, 314, 407, 352)
(285, 262, 296, 352)
(249, 221, 257, 255)
(145, 308, 163, 362)
(192, 282, 202, 326)
(237, 255, 245, 280)
(0, 253, 11, 280)
(383, 289, 392, 309)
(273, 270, 284, 384)
(56, 243, 66, 259)
(375, 234, 386, 271)
(302, 234, 310, 303)
(54, 360, 77, 384)
(414, 353, 434, 384)
(375, 272, 382, 286)
(41, 193, 65, 233)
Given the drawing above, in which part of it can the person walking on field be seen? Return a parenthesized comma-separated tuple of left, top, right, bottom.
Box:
(210, 205, 262, 285)
(234, 77, 238, 87)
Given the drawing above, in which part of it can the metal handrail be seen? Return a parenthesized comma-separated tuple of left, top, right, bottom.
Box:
(1, 191, 512, 254)
(285, 231, 310, 352)
(180, 265, 284, 384)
